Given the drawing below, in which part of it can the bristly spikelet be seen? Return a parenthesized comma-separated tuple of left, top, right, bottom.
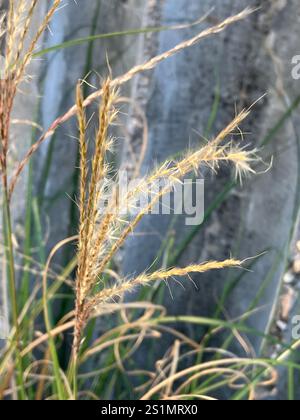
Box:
(76, 81, 88, 250)
(227, 144, 258, 183)
(88, 259, 243, 315)
(15, 0, 62, 84)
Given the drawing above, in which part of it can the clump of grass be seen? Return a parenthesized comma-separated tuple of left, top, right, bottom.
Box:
(0, 3, 264, 400)
(0, 0, 62, 398)
(1, 0, 62, 188)
(8, 7, 254, 198)
(71, 76, 258, 395)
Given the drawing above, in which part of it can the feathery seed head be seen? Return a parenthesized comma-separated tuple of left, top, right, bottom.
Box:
(71, 9, 259, 358)
(0, 0, 62, 177)
(73, 81, 257, 353)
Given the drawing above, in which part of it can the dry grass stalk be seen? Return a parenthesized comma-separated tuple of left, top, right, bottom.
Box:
(0, 0, 62, 189)
(0, 0, 62, 397)
(74, 79, 119, 355)
(15, 0, 62, 84)
(8, 7, 255, 198)
(141, 358, 276, 400)
(72, 75, 257, 358)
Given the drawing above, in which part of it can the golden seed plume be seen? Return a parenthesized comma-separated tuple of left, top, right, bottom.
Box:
(0, 0, 62, 189)
(72, 75, 257, 358)
(88, 259, 242, 310)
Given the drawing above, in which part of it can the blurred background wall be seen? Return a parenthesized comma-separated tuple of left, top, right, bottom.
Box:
(122, 0, 300, 398)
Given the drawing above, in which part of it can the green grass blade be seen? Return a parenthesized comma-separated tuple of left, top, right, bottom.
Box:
(260, 95, 300, 147)
(33, 23, 200, 58)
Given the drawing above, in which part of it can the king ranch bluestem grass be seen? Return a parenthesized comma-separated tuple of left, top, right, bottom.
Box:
(0, 3, 266, 400)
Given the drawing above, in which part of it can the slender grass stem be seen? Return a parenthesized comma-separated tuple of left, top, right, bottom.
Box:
(71, 353, 78, 400)
(2, 185, 26, 400)
(42, 238, 76, 400)
(42, 271, 66, 400)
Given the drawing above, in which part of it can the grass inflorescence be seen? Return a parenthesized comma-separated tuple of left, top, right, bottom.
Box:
(70, 74, 257, 395)
(1, 2, 292, 401)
